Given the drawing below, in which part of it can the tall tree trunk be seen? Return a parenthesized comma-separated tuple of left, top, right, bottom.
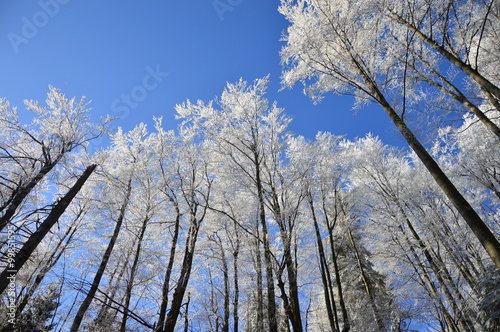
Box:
(273, 203, 303, 332)
(253, 147, 278, 332)
(156, 201, 181, 332)
(397, 203, 477, 330)
(309, 198, 339, 331)
(276, 268, 292, 330)
(1, 214, 81, 332)
(163, 210, 204, 332)
(346, 226, 385, 331)
(369, 79, 500, 269)
(390, 12, 500, 103)
(327, 227, 350, 332)
(0, 164, 96, 295)
(94, 244, 134, 327)
(222, 247, 230, 332)
(0, 157, 63, 232)
(183, 293, 190, 332)
(69, 176, 133, 332)
(119, 214, 150, 332)
(232, 221, 240, 332)
(213, 233, 230, 332)
(401, 235, 459, 332)
(254, 228, 265, 331)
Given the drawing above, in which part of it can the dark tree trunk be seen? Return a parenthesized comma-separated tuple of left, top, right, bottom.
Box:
(309, 199, 339, 331)
(253, 145, 278, 332)
(156, 206, 181, 332)
(370, 79, 500, 269)
(327, 228, 350, 332)
(0, 164, 96, 295)
(232, 222, 240, 332)
(120, 214, 150, 332)
(163, 214, 202, 332)
(70, 176, 132, 332)
(0, 158, 62, 232)
(346, 226, 385, 331)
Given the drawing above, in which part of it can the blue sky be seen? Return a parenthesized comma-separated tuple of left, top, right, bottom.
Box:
(1, 0, 403, 148)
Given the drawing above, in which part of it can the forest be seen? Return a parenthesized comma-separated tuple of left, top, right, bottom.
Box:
(0, 0, 499, 331)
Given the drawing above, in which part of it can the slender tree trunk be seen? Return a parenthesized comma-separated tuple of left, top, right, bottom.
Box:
(428, 211, 479, 289)
(327, 227, 350, 332)
(69, 176, 132, 332)
(0, 216, 80, 332)
(253, 147, 278, 332)
(270, 193, 303, 332)
(397, 204, 477, 330)
(0, 157, 62, 232)
(214, 233, 230, 332)
(94, 246, 134, 327)
(346, 226, 385, 331)
(156, 203, 181, 332)
(119, 215, 150, 332)
(0, 164, 96, 295)
(391, 12, 500, 102)
(163, 210, 204, 332)
(276, 269, 292, 329)
(309, 199, 338, 331)
(18, 222, 77, 311)
(402, 237, 459, 332)
(183, 293, 190, 332)
(254, 228, 265, 331)
(232, 222, 240, 332)
(369, 80, 500, 269)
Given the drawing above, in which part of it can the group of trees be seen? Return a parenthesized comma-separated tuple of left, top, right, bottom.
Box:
(0, 0, 499, 331)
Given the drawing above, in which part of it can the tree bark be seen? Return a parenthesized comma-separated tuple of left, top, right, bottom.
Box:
(271, 193, 303, 332)
(253, 144, 278, 332)
(346, 226, 385, 331)
(0, 164, 96, 295)
(232, 221, 240, 332)
(163, 213, 202, 332)
(156, 204, 181, 332)
(309, 198, 339, 332)
(327, 227, 350, 332)
(120, 214, 150, 332)
(70, 176, 132, 332)
(0, 159, 61, 232)
(391, 11, 500, 102)
(366, 76, 500, 269)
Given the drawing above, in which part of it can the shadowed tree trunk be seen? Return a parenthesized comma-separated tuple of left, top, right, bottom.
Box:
(253, 144, 278, 332)
(346, 226, 386, 331)
(70, 176, 133, 332)
(156, 198, 181, 332)
(0, 159, 61, 233)
(119, 214, 151, 332)
(163, 211, 204, 332)
(309, 198, 339, 331)
(0, 164, 96, 295)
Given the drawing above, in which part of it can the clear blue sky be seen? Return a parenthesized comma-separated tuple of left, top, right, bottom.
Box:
(1, 0, 402, 147)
